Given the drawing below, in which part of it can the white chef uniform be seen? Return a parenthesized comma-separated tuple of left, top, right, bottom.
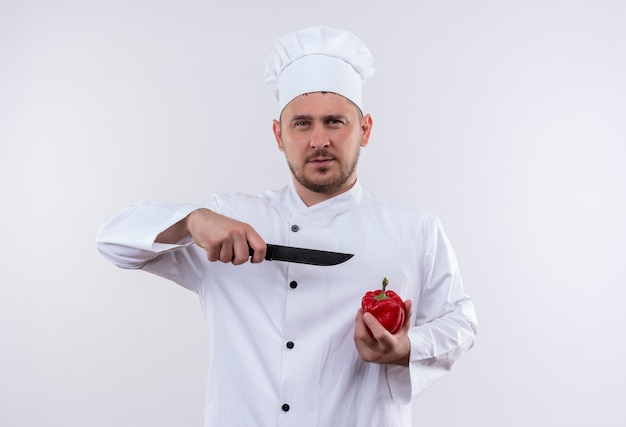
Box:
(96, 181, 478, 427)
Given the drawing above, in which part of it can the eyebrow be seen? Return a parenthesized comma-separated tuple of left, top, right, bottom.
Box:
(289, 114, 348, 123)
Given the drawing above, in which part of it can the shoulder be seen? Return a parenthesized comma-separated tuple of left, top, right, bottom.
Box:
(360, 187, 440, 229)
(206, 187, 287, 219)
(210, 187, 284, 206)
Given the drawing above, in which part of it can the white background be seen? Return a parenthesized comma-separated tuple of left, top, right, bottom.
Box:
(1, 1, 625, 426)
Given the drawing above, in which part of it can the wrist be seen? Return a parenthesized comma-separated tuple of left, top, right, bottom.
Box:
(389, 337, 411, 366)
(186, 208, 210, 236)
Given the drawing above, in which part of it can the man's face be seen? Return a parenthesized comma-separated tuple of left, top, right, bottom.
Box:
(272, 92, 372, 205)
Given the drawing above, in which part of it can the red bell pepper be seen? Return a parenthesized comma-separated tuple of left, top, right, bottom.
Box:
(361, 277, 405, 334)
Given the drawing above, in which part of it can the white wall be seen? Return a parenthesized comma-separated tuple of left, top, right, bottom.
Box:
(1, 1, 624, 426)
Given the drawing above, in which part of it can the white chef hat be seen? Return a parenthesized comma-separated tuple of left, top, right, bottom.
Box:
(265, 25, 375, 115)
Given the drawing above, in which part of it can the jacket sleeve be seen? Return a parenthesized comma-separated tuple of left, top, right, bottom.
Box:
(387, 218, 479, 404)
(95, 201, 208, 292)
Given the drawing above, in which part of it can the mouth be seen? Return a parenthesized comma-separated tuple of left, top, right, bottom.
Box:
(307, 153, 335, 164)
(307, 158, 335, 171)
(309, 157, 334, 164)
(305, 149, 336, 168)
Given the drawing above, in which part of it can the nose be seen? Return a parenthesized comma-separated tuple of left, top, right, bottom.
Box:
(310, 124, 330, 149)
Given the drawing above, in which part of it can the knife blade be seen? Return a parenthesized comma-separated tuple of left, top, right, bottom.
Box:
(249, 244, 353, 266)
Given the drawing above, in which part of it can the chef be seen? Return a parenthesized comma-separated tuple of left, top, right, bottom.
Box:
(97, 25, 478, 427)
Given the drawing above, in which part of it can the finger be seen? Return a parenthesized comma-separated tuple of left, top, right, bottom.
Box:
(362, 311, 390, 342)
(206, 244, 220, 262)
(402, 299, 413, 331)
(232, 235, 252, 265)
(354, 310, 377, 356)
(247, 232, 266, 263)
(353, 309, 371, 340)
(218, 241, 234, 263)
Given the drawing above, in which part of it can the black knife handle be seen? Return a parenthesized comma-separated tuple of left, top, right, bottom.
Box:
(248, 245, 273, 261)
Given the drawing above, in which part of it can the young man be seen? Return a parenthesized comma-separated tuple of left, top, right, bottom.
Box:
(97, 25, 478, 427)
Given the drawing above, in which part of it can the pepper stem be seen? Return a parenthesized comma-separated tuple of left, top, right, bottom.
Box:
(374, 277, 390, 301)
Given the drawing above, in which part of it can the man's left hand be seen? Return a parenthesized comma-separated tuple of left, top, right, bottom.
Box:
(354, 299, 413, 366)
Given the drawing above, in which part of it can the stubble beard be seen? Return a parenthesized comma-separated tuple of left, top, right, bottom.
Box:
(287, 148, 360, 194)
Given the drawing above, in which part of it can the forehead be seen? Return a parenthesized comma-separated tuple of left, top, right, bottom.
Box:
(281, 92, 360, 119)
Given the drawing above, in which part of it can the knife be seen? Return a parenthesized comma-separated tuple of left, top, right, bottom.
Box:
(249, 244, 353, 266)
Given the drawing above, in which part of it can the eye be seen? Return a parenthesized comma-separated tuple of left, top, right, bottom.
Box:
(326, 118, 344, 126)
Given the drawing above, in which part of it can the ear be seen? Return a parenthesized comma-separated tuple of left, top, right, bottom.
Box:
(360, 114, 373, 147)
(272, 119, 284, 151)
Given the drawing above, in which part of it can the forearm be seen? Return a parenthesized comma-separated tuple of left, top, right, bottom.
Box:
(385, 301, 477, 404)
(155, 213, 192, 244)
(96, 201, 200, 268)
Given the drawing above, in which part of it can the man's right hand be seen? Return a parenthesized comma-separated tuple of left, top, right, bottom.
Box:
(156, 208, 266, 265)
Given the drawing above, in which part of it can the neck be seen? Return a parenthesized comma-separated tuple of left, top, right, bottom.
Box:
(294, 177, 357, 207)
